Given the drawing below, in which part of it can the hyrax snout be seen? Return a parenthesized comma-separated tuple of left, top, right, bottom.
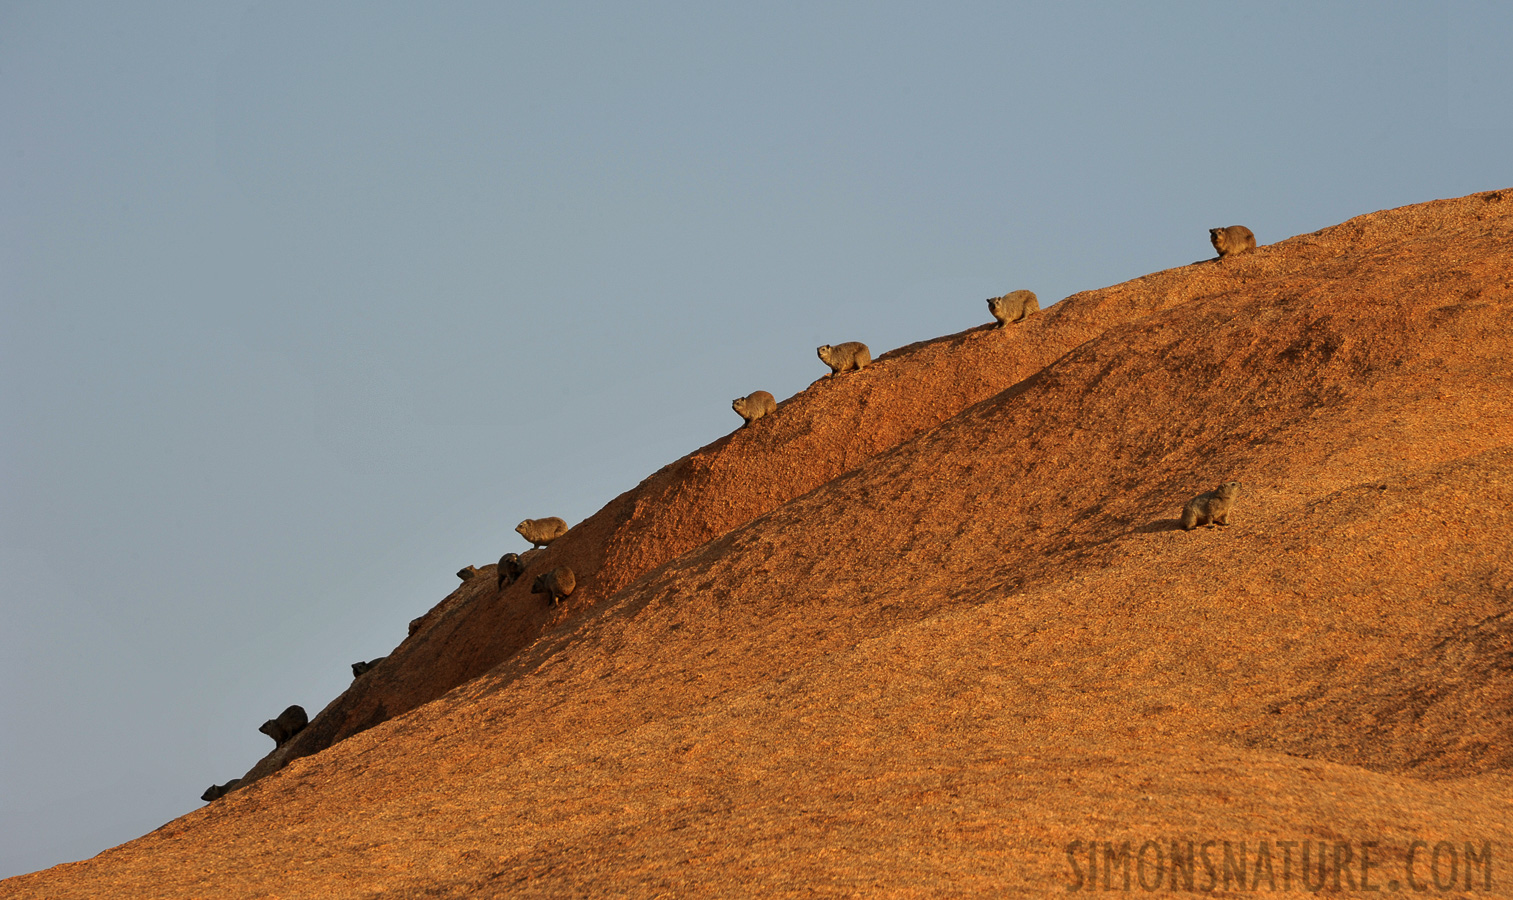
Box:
(987, 290, 1039, 326)
(817, 341, 871, 376)
(531, 566, 577, 607)
(1209, 226, 1256, 259)
(498, 552, 525, 589)
(258, 704, 309, 747)
(516, 517, 568, 549)
(201, 778, 241, 803)
(351, 657, 386, 678)
(1180, 481, 1241, 530)
(732, 390, 777, 427)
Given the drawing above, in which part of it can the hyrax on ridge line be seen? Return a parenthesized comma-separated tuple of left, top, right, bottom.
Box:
(456, 565, 479, 581)
(732, 390, 777, 427)
(351, 657, 386, 678)
(201, 778, 242, 803)
(1209, 226, 1256, 259)
(497, 552, 525, 589)
(1180, 481, 1241, 530)
(258, 704, 309, 747)
(817, 341, 871, 376)
(987, 290, 1039, 327)
(516, 516, 568, 549)
(531, 566, 577, 607)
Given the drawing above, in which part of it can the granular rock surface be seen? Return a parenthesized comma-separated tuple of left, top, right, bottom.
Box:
(6, 189, 1512, 898)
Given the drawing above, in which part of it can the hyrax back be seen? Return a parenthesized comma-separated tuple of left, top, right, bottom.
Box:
(1180, 481, 1241, 530)
(817, 341, 871, 376)
(497, 552, 525, 589)
(258, 704, 309, 747)
(987, 290, 1039, 326)
(516, 516, 568, 549)
(531, 566, 577, 606)
(1209, 226, 1256, 259)
(201, 778, 241, 803)
(732, 390, 777, 427)
(351, 657, 386, 678)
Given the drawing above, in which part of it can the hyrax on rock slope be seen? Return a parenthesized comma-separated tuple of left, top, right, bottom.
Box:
(258, 704, 308, 747)
(1180, 481, 1241, 530)
(516, 517, 568, 549)
(201, 779, 241, 803)
(497, 552, 525, 589)
(351, 657, 386, 677)
(817, 341, 871, 376)
(732, 390, 777, 427)
(456, 565, 479, 581)
(531, 566, 577, 606)
(1209, 226, 1256, 259)
(987, 290, 1039, 326)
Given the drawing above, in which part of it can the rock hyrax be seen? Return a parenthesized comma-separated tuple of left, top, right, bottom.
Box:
(987, 290, 1039, 326)
(817, 341, 871, 376)
(497, 552, 525, 589)
(258, 704, 309, 747)
(351, 657, 386, 677)
(456, 565, 479, 581)
(1180, 481, 1241, 530)
(531, 566, 577, 606)
(516, 517, 568, 549)
(201, 779, 241, 803)
(1209, 226, 1256, 259)
(732, 390, 777, 427)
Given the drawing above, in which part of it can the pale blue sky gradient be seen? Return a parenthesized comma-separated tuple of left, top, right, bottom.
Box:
(3, 1, 1510, 879)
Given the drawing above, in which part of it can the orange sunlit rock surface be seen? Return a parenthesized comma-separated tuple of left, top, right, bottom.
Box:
(7, 189, 1511, 898)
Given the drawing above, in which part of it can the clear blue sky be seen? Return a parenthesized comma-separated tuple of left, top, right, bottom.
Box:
(3, 1, 1510, 879)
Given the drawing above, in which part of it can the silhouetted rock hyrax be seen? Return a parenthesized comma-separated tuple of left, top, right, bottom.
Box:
(497, 552, 525, 589)
(351, 657, 386, 677)
(201, 778, 241, 803)
(732, 390, 777, 427)
(258, 704, 308, 747)
(456, 565, 479, 581)
(1209, 226, 1256, 259)
(516, 517, 568, 549)
(987, 290, 1039, 326)
(1180, 481, 1241, 530)
(817, 342, 871, 376)
(531, 566, 577, 606)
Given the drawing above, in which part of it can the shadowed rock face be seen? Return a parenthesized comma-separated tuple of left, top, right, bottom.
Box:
(11, 189, 1513, 898)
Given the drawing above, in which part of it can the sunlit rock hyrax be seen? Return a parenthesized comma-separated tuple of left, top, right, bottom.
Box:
(987, 290, 1039, 327)
(351, 657, 386, 678)
(531, 566, 577, 607)
(1209, 226, 1256, 259)
(1180, 481, 1241, 530)
(497, 552, 525, 589)
(732, 390, 777, 427)
(201, 778, 241, 803)
(817, 341, 871, 376)
(456, 565, 479, 581)
(516, 516, 568, 549)
(258, 704, 308, 747)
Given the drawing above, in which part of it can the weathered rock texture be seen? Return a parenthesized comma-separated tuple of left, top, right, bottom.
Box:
(6, 188, 1512, 898)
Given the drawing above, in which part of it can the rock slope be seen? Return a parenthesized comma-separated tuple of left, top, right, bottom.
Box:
(6, 188, 1511, 898)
